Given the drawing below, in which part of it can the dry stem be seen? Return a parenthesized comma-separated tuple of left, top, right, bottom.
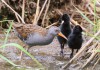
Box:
(62, 29, 100, 69)
(33, 0, 40, 25)
(37, 0, 48, 22)
(1, 0, 25, 24)
(42, 0, 50, 27)
(22, 0, 25, 20)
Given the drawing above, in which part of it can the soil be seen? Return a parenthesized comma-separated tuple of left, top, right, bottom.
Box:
(0, 0, 100, 70)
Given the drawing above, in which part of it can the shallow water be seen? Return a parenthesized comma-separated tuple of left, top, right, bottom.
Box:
(0, 32, 100, 70)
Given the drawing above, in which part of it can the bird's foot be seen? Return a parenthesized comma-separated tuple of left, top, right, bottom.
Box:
(19, 51, 23, 60)
(60, 51, 64, 57)
(70, 53, 73, 58)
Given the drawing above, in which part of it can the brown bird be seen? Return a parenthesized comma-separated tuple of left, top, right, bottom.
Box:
(13, 23, 67, 58)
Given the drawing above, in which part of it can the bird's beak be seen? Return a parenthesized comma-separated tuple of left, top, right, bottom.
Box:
(58, 32, 68, 40)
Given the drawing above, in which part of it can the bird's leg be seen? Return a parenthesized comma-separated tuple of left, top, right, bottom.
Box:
(26, 46, 30, 52)
(60, 43, 64, 57)
(76, 49, 79, 53)
(70, 49, 74, 58)
(20, 45, 26, 59)
(20, 45, 30, 60)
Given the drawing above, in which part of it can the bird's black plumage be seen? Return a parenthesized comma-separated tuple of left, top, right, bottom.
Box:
(68, 25, 83, 58)
(57, 14, 71, 56)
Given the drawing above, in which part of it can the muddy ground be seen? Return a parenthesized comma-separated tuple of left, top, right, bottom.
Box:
(0, 0, 100, 70)
(0, 31, 100, 70)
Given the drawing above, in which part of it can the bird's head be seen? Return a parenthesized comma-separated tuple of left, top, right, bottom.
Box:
(62, 14, 70, 21)
(48, 26, 68, 40)
(73, 25, 83, 33)
(59, 14, 70, 25)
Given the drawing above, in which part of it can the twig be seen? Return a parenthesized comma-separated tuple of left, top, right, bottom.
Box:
(87, 5, 94, 15)
(33, 0, 40, 25)
(55, 9, 63, 15)
(42, 0, 50, 27)
(1, 0, 25, 24)
(87, 42, 98, 53)
(82, 43, 100, 68)
(82, 45, 99, 68)
(62, 29, 100, 69)
(46, 22, 58, 29)
(22, 0, 25, 20)
(92, 43, 100, 69)
(37, 0, 48, 22)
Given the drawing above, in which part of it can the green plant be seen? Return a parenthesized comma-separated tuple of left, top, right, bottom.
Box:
(0, 43, 43, 67)
(0, 54, 17, 66)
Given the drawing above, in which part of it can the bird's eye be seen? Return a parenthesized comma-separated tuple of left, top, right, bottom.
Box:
(55, 30, 59, 33)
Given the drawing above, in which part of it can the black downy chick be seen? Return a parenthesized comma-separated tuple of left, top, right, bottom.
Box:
(57, 14, 71, 56)
(68, 25, 83, 58)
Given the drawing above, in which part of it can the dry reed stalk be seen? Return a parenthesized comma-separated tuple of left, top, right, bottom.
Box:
(37, 0, 48, 21)
(42, 0, 50, 27)
(92, 56, 100, 69)
(82, 51, 97, 68)
(15, 14, 21, 23)
(33, 0, 40, 25)
(87, 42, 98, 53)
(1, 0, 25, 24)
(46, 22, 58, 29)
(22, 0, 25, 20)
(82, 43, 99, 68)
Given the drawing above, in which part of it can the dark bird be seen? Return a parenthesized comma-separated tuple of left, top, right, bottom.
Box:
(57, 14, 71, 56)
(13, 23, 67, 58)
(68, 25, 83, 58)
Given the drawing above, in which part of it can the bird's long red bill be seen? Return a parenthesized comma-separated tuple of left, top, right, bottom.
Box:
(58, 32, 68, 40)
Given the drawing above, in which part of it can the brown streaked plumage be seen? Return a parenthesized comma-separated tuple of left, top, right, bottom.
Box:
(13, 24, 47, 39)
(13, 23, 67, 47)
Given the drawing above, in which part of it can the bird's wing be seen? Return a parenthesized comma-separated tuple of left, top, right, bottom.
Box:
(13, 23, 47, 39)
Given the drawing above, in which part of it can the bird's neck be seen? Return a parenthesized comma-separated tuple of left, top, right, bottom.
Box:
(73, 32, 82, 35)
(63, 19, 69, 22)
(44, 33, 55, 44)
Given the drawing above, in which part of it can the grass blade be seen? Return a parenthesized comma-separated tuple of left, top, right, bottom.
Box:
(0, 54, 17, 66)
(0, 43, 43, 67)
(95, 50, 100, 52)
(4, 21, 13, 45)
(73, 5, 95, 25)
